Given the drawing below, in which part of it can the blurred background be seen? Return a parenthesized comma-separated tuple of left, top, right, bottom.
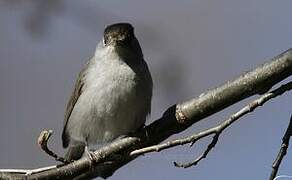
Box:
(0, 0, 292, 179)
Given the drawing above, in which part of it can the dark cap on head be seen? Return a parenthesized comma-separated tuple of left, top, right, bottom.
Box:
(104, 23, 134, 46)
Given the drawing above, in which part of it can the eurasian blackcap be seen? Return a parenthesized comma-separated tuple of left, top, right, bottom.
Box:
(62, 23, 153, 161)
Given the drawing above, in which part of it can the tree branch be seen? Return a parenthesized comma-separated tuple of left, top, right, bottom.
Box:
(131, 81, 292, 168)
(0, 49, 291, 179)
(269, 115, 292, 180)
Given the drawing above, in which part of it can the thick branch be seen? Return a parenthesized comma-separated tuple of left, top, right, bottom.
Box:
(179, 49, 292, 123)
(131, 81, 292, 168)
(0, 49, 292, 179)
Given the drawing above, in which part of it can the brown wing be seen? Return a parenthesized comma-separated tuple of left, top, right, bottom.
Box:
(62, 59, 91, 148)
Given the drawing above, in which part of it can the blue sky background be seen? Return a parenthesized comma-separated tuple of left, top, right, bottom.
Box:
(0, 0, 292, 179)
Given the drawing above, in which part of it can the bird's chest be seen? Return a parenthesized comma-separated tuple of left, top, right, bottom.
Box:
(84, 60, 141, 113)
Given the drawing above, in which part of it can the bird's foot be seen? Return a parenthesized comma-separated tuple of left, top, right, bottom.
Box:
(85, 147, 103, 164)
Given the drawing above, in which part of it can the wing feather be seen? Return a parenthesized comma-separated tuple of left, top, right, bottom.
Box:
(62, 59, 92, 147)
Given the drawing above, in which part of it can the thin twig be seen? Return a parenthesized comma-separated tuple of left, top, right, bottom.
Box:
(269, 115, 292, 180)
(37, 129, 69, 164)
(174, 133, 220, 168)
(0, 165, 58, 176)
(131, 81, 292, 168)
(0, 130, 65, 176)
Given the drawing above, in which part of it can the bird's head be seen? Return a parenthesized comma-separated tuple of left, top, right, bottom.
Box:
(103, 23, 135, 47)
(101, 22, 143, 59)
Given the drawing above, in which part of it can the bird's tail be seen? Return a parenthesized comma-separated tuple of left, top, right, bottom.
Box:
(65, 142, 86, 161)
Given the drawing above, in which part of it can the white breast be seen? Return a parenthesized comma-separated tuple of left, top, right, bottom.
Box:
(67, 46, 151, 144)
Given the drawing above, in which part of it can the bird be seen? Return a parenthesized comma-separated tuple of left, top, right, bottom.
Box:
(61, 23, 153, 161)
